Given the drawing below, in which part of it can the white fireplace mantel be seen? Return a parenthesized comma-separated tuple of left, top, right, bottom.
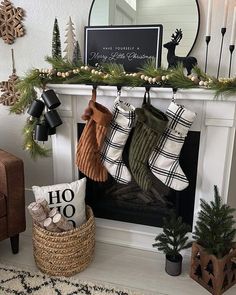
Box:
(48, 84, 236, 252)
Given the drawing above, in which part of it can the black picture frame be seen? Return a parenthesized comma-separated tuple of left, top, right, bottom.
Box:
(84, 25, 163, 72)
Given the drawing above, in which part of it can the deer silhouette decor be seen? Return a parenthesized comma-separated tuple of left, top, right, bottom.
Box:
(164, 29, 197, 75)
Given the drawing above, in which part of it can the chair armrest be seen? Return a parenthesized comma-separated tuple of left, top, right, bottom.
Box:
(0, 149, 26, 235)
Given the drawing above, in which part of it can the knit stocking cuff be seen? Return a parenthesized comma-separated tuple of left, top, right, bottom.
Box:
(89, 100, 113, 126)
(136, 106, 168, 133)
(113, 96, 136, 128)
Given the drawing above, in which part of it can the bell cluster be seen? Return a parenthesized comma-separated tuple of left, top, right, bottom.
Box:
(27, 89, 62, 142)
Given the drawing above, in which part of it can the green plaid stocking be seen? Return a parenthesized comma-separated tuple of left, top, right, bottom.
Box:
(129, 91, 168, 191)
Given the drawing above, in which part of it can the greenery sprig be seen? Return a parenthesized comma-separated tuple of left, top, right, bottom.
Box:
(9, 56, 236, 159)
(23, 118, 51, 160)
(10, 69, 43, 114)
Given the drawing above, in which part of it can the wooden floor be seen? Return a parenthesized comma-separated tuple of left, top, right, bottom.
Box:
(1, 231, 236, 295)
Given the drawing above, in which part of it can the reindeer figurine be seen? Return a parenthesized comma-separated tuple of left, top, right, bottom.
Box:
(164, 29, 197, 75)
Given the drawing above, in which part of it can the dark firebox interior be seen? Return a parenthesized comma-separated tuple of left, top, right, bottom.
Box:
(78, 123, 200, 228)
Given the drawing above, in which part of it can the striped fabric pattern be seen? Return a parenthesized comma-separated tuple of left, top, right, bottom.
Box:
(100, 96, 136, 184)
(76, 99, 112, 182)
(129, 105, 168, 192)
(149, 102, 196, 191)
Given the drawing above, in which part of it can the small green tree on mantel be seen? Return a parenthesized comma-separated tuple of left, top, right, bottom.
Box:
(193, 185, 236, 258)
(52, 18, 62, 59)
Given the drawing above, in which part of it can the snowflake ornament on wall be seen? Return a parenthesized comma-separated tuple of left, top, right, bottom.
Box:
(0, 0, 25, 44)
(0, 49, 21, 112)
(0, 73, 20, 107)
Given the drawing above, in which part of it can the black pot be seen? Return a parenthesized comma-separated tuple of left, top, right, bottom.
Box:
(44, 109, 62, 128)
(165, 254, 183, 276)
(41, 89, 61, 109)
(27, 99, 45, 118)
(34, 123, 48, 142)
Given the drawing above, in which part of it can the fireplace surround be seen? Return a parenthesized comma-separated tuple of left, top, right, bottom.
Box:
(49, 84, 236, 251)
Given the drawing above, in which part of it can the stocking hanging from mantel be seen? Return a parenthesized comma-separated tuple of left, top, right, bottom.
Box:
(149, 101, 196, 191)
(100, 94, 136, 184)
(76, 88, 112, 182)
(129, 90, 169, 192)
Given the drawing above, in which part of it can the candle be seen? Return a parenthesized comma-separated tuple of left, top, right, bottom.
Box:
(222, 0, 229, 28)
(230, 7, 236, 45)
(206, 0, 213, 36)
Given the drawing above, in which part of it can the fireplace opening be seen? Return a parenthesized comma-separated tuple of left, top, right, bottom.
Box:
(78, 123, 200, 228)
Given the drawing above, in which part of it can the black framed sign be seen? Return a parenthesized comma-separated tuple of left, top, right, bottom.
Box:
(84, 25, 163, 72)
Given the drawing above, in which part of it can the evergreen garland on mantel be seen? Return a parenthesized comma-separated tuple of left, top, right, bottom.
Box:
(9, 56, 236, 159)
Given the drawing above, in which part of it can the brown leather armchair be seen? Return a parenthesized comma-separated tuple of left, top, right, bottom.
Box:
(0, 149, 26, 254)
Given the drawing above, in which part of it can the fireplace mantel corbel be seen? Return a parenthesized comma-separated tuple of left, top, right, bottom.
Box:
(48, 84, 236, 251)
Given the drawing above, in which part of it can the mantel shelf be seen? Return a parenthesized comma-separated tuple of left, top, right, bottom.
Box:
(47, 84, 235, 101)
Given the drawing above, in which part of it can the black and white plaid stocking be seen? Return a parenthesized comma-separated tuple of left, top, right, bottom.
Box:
(149, 102, 196, 191)
(100, 95, 135, 184)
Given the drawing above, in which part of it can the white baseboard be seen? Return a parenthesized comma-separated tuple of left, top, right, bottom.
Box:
(95, 218, 161, 252)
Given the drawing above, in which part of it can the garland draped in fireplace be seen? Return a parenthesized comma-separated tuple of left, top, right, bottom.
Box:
(8, 57, 236, 159)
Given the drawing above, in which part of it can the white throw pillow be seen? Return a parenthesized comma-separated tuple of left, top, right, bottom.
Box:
(32, 178, 87, 227)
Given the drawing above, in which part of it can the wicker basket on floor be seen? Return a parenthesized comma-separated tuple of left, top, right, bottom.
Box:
(32, 206, 95, 277)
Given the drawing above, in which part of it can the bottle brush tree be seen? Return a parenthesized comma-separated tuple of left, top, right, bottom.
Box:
(52, 18, 62, 58)
(72, 40, 82, 66)
(193, 185, 236, 258)
(153, 211, 192, 261)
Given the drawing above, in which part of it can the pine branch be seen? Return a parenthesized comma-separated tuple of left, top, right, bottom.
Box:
(168, 64, 196, 89)
(139, 58, 169, 77)
(23, 118, 51, 160)
(10, 69, 43, 114)
(192, 66, 209, 81)
(45, 56, 75, 71)
(209, 77, 236, 98)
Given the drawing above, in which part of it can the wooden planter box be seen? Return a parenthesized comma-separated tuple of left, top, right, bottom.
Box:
(190, 242, 236, 295)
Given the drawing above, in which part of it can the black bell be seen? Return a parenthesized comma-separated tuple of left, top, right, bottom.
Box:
(34, 123, 48, 141)
(45, 120, 56, 135)
(41, 89, 61, 109)
(44, 109, 62, 128)
(48, 127, 56, 135)
(27, 99, 45, 118)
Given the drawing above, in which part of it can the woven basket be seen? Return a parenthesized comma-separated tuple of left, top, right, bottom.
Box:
(32, 206, 95, 277)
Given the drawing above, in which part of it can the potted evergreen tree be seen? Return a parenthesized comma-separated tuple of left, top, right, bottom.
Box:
(190, 186, 236, 295)
(153, 211, 192, 276)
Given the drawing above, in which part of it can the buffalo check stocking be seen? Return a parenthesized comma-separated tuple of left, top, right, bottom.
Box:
(149, 102, 196, 191)
(100, 95, 136, 184)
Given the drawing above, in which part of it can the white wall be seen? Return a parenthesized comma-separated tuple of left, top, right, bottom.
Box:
(0, 0, 236, 192)
(0, 0, 93, 189)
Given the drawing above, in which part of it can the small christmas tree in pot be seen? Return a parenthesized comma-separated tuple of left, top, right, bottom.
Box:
(190, 186, 236, 295)
(153, 211, 192, 276)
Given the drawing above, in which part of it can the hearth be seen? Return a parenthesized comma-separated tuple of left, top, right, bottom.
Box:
(78, 123, 200, 228)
